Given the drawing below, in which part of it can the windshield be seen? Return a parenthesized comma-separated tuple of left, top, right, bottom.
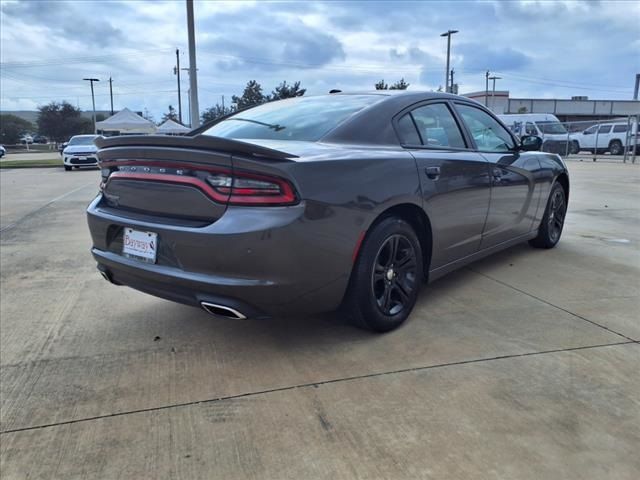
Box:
(537, 121, 567, 134)
(68, 136, 98, 146)
(202, 95, 384, 141)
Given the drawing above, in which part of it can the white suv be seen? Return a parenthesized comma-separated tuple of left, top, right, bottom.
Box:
(569, 121, 638, 155)
(62, 135, 101, 171)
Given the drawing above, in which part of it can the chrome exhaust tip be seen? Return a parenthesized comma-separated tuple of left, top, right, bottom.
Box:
(200, 302, 247, 320)
(99, 270, 110, 281)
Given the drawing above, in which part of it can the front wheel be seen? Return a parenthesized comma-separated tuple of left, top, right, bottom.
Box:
(64, 165, 72, 171)
(609, 140, 623, 156)
(343, 217, 423, 332)
(569, 140, 580, 155)
(529, 182, 567, 249)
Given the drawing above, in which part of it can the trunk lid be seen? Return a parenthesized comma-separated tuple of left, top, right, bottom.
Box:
(97, 135, 297, 225)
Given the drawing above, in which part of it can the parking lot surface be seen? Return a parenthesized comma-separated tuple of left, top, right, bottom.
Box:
(1, 162, 638, 479)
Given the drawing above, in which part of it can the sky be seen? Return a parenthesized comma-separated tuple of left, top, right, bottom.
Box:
(1, 0, 638, 122)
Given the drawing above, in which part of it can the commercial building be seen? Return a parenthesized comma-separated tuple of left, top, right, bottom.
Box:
(463, 91, 640, 124)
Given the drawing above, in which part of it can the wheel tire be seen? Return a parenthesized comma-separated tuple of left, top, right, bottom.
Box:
(569, 141, 580, 155)
(609, 140, 623, 156)
(64, 165, 72, 171)
(343, 217, 423, 332)
(529, 182, 567, 249)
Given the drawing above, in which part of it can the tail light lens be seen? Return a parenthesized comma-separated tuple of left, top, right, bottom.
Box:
(206, 171, 297, 206)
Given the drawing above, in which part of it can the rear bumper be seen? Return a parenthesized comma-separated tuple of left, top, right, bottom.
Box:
(87, 194, 355, 318)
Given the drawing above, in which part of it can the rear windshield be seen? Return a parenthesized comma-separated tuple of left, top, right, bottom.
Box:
(202, 95, 383, 141)
(68, 136, 98, 146)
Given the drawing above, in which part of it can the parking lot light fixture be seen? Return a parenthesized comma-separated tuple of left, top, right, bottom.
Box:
(440, 30, 458, 93)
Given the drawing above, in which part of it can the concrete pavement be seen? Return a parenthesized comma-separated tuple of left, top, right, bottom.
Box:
(0, 162, 638, 479)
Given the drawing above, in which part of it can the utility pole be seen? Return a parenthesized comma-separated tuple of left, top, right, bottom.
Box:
(221, 95, 225, 111)
(440, 30, 458, 93)
(83, 78, 100, 133)
(186, 0, 200, 128)
(489, 75, 501, 111)
(108, 77, 114, 115)
(450, 69, 455, 94)
(174, 49, 182, 124)
(485, 70, 490, 106)
(634, 73, 639, 100)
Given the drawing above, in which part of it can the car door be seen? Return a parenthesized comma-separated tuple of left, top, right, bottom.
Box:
(395, 102, 491, 269)
(581, 125, 598, 149)
(453, 102, 542, 249)
(597, 124, 612, 151)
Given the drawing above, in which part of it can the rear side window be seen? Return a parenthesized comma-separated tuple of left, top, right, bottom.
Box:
(396, 114, 421, 145)
(525, 122, 537, 135)
(598, 125, 612, 134)
(400, 103, 466, 148)
(455, 104, 515, 152)
(613, 124, 629, 133)
(202, 95, 384, 142)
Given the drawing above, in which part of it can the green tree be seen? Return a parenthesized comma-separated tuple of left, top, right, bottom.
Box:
(201, 104, 235, 124)
(232, 80, 267, 110)
(517, 106, 528, 114)
(389, 78, 409, 90)
(376, 78, 409, 90)
(0, 114, 34, 145)
(161, 105, 178, 123)
(36, 101, 90, 142)
(375, 79, 388, 90)
(270, 81, 306, 101)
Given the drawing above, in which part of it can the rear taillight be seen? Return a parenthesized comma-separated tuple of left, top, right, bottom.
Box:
(206, 171, 297, 205)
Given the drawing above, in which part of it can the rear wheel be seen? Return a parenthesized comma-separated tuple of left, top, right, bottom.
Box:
(609, 140, 623, 156)
(343, 217, 423, 332)
(529, 182, 566, 249)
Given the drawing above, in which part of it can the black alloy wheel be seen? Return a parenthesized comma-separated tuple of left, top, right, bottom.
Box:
(530, 182, 567, 249)
(371, 234, 418, 316)
(343, 216, 424, 332)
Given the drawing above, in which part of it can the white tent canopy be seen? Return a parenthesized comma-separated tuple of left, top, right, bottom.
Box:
(96, 108, 157, 134)
(156, 119, 190, 135)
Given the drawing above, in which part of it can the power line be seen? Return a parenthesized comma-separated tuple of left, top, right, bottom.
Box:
(0, 48, 175, 68)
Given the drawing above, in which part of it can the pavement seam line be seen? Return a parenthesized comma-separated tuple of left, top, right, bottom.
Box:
(467, 267, 638, 342)
(0, 182, 94, 234)
(1, 340, 635, 436)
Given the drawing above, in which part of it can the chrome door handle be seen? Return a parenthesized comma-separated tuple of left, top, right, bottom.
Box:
(425, 166, 441, 179)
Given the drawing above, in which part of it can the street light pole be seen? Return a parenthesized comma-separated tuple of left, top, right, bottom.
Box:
(440, 29, 458, 93)
(83, 78, 100, 133)
(186, 0, 200, 128)
(489, 76, 501, 111)
(485, 70, 490, 106)
(174, 49, 182, 124)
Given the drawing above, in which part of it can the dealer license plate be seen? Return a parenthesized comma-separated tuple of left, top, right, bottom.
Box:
(122, 228, 157, 263)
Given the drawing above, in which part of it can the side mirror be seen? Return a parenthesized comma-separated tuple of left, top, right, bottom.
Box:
(520, 135, 542, 151)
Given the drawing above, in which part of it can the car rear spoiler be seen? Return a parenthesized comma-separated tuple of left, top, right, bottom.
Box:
(94, 134, 298, 160)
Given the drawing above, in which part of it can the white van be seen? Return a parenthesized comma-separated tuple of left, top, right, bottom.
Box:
(498, 113, 569, 155)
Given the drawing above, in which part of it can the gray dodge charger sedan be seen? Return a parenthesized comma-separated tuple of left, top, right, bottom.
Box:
(87, 91, 569, 332)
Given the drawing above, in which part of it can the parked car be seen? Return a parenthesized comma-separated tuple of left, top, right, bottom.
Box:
(498, 113, 569, 156)
(19, 134, 33, 144)
(0, 145, 6, 158)
(569, 121, 638, 155)
(62, 135, 101, 171)
(32, 134, 48, 144)
(87, 92, 569, 332)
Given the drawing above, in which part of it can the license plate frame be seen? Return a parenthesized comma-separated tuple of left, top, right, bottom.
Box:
(122, 228, 158, 263)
